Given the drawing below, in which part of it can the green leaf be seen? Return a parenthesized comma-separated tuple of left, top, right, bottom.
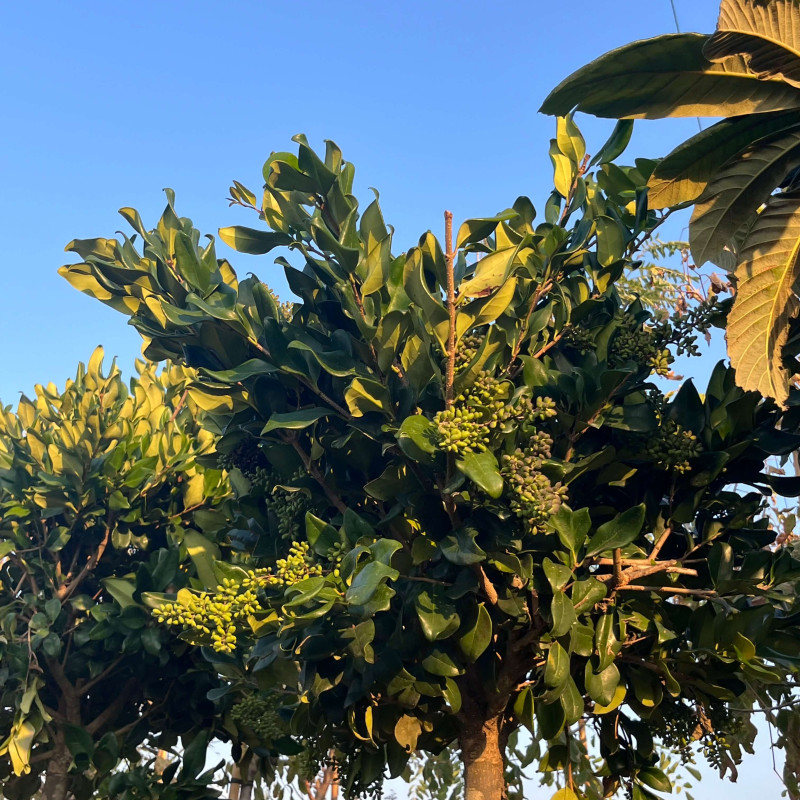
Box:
(689, 127, 800, 266)
(397, 414, 438, 462)
(101, 577, 138, 609)
(173, 231, 211, 293)
(458, 603, 492, 661)
(585, 661, 621, 706)
(544, 641, 570, 688)
(346, 562, 399, 606)
(457, 247, 517, 298)
(637, 766, 672, 794)
(590, 120, 635, 166)
(726, 193, 800, 406)
(421, 649, 463, 677)
(571, 578, 607, 615)
(394, 715, 422, 752)
(262, 408, 329, 434)
(595, 216, 626, 267)
(414, 586, 460, 642)
(218, 226, 293, 254)
(305, 512, 340, 557)
(540, 33, 800, 119)
(595, 612, 621, 672)
(584, 504, 646, 559)
(183, 530, 221, 591)
(64, 723, 94, 757)
(344, 378, 393, 417)
(550, 592, 577, 638)
(556, 114, 586, 164)
(456, 450, 503, 499)
(549, 506, 591, 556)
(513, 686, 535, 733)
(440, 526, 486, 566)
(456, 211, 517, 250)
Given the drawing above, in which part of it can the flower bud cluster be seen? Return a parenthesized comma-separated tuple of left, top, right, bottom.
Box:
(434, 367, 558, 455)
(154, 542, 321, 652)
(562, 325, 596, 354)
(454, 334, 483, 372)
(501, 435, 568, 534)
(645, 419, 702, 474)
(231, 693, 287, 741)
(610, 325, 673, 377)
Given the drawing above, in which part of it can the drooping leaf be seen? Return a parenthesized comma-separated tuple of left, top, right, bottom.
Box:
(647, 111, 800, 208)
(727, 193, 800, 406)
(705, 0, 800, 88)
(540, 33, 800, 120)
(689, 127, 800, 265)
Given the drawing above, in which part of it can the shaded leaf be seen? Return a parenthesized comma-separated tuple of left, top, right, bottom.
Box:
(541, 33, 800, 119)
(727, 193, 800, 406)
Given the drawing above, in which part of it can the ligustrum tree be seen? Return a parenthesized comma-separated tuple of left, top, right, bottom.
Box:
(60, 126, 800, 800)
(0, 351, 233, 800)
(541, 0, 800, 407)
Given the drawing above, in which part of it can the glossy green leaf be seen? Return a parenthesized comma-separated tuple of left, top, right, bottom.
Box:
(414, 586, 459, 642)
(440, 526, 486, 566)
(262, 408, 329, 434)
(219, 225, 293, 254)
(456, 450, 503, 498)
(584, 504, 646, 559)
(585, 661, 621, 706)
(421, 649, 463, 677)
(458, 604, 492, 661)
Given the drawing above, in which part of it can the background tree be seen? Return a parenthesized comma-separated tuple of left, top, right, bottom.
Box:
(541, 0, 800, 407)
(0, 352, 233, 800)
(60, 125, 800, 800)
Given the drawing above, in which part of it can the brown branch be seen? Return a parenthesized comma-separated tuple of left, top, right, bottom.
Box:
(475, 566, 499, 605)
(78, 655, 124, 696)
(285, 435, 347, 514)
(444, 210, 456, 409)
(612, 549, 624, 588)
(169, 389, 189, 423)
(619, 585, 716, 598)
(57, 522, 112, 602)
(649, 526, 673, 561)
(248, 339, 352, 419)
(86, 678, 138, 735)
(559, 154, 590, 225)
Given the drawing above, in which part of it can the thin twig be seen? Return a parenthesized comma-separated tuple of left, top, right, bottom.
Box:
(619, 585, 716, 598)
(444, 211, 456, 408)
(285, 435, 347, 514)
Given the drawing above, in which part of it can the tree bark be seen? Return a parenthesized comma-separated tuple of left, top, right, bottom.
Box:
(40, 731, 71, 800)
(459, 716, 508, 800)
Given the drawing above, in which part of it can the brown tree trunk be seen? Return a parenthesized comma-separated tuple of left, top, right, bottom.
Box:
(40, 731, 71, 800)
(459, 716, 507, 800)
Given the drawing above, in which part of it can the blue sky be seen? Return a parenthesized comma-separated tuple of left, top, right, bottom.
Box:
(0, 0, 786, 795)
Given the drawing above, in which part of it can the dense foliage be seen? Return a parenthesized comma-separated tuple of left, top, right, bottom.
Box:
(542, 0, 800, 408)
(59, 120, 800, 800)
(0, 353, 233, 800)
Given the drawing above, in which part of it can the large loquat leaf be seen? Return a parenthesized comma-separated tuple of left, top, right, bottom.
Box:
(540, 33, 800, 119)
(648, 110, 800, 209)
(705, 0, 800, 88)
(727, 193, 800, 406)
(689, 127, 800, 265)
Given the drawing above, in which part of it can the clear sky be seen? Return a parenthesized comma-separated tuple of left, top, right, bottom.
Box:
(0, 0, 787, 796)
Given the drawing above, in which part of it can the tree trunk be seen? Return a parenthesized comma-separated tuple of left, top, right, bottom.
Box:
(459, 716, 507, 800)
(40, 731, 71, 800)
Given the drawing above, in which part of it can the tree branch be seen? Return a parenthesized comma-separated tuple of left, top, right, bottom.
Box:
(444, 211, 456, 409)
(285, 435, 347, 514)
